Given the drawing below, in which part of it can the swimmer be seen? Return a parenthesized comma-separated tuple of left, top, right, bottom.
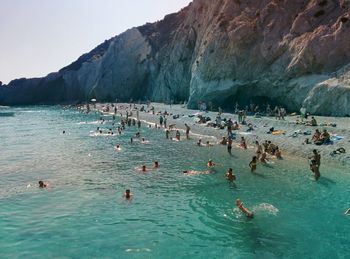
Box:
(38, 181, 47, 188)
(141, 165, 147, 172)
(130, 137, 133, 144)
(236, 199, 254, 218)
(207, 159, 216, 168)
(183, 170, 210, 175)
(197, 139, 202, 146)
(124, 189, 133, 199)
(249, 156, 257, 172)
(115, 144, 121, 151)
(62, 130, 66, 134)
(225, 168, 236, 181)
(154, 161, 159, 168)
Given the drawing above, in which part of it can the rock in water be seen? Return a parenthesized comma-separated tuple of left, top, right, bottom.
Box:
(1, 0, 350, 116)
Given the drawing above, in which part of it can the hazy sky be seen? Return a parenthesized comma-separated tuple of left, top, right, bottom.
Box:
(0, 0, 192, 84)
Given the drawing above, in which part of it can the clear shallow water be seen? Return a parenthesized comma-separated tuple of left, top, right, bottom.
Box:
(0, 106, 349, 259)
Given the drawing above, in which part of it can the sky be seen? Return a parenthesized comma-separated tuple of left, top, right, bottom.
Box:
(0, 0, 192, 84)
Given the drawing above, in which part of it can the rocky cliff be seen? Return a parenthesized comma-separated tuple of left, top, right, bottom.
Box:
(1, 0, 350, 116)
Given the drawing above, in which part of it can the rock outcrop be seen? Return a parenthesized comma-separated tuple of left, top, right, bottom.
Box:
(1, 0, 350, 116)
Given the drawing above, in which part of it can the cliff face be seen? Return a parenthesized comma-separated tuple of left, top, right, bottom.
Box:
(1, 0, 350, 116)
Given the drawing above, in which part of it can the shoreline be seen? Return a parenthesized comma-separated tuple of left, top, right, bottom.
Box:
(88, 102, 350, 168)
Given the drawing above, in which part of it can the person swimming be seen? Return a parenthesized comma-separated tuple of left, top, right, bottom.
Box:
(236, 199, 254, 218)
(207, 159, 216, 168)
(197, 139, 202, 146)
(154, 161, 159, 168)
(225, 168, 236, 181)
(130, 137, 133, 144)
(38, 181, 47, 188)
(310, 159, 320, 181)
(249, 156, 257, 172)
(124, 189, 133, 199)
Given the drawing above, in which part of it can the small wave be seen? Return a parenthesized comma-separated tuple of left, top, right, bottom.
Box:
(252, 203, 279, 216)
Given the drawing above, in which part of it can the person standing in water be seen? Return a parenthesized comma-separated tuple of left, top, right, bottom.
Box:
(310, 149, 321, 168)
(185, 124, 190, 139)
(165, 129, 170, 139)
(227, 137, 233, 155)
(225, 168, 236, 181)
(310, 160, 321, 181)
(175, 130, 181, 141)
(124, 189, 133, 200)
(249, 156, 258, 172)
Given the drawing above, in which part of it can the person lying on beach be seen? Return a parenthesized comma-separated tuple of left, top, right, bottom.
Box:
(38, 181, 47, 188)
(123, 189, 133, 200)
(225, 168, 236, 181)
(207, 159, 216, 168)
(249, 156, 258, 172)
(236, 199, 254, 218)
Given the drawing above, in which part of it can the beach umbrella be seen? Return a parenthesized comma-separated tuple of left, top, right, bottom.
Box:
(91, 99, 97, 102)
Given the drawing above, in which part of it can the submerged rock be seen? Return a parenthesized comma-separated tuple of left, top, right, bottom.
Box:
(1, 0, 350, 115)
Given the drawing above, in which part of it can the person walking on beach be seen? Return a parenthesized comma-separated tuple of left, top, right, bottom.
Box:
(159, 116, 164, 127)
(185, 124, 190, 139)
(249, 156, 258, 172)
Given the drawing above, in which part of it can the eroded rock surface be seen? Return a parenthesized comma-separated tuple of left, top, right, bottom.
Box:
(1, 0, 350, 115)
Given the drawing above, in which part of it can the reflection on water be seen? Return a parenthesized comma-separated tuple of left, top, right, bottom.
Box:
(0, 106, 349, 258)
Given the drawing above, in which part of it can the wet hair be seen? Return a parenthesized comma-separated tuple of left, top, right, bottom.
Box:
(125, 189, 130, 193)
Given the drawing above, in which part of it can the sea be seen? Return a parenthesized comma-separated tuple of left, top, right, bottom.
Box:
(0, 106, 349, 259)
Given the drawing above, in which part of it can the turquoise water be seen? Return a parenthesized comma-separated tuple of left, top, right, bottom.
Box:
(0, 106, 349, 259)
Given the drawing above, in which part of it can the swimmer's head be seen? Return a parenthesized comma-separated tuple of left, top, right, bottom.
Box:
(154, 161, 159, 167)
(183, 170, 188, 174)
(228, 168, 233, 173)
(38, 181, 45, 188)
(236, 199, 241, 206)
(142, 165, 146, 171)
(125, 189, 130, 194)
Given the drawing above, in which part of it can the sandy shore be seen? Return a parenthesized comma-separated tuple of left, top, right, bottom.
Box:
(90, 102, 350, 167)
